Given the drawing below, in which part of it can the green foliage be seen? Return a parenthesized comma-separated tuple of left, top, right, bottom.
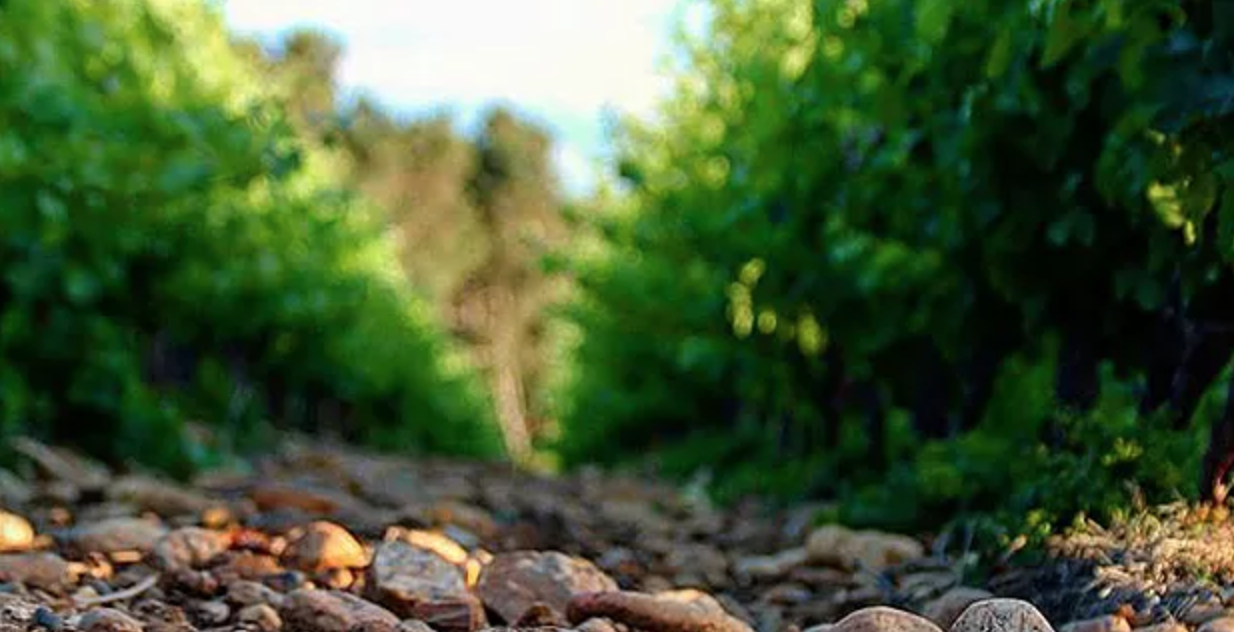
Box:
(556, 0, 1234, 534)
(0, 0, 503, 474)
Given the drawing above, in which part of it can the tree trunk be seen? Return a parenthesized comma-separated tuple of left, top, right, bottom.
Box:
(487, 284, 532, 463)
(1201, 368, 1234, 504)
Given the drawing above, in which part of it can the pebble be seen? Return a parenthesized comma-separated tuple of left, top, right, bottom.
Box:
(921, 587, 994, 629)
(733, 547, 809, 579)
(71, 517, 168, 554)
(280, 588, 400, 632)
(281, 521, 370, 572)
(239, 603, 283, 631)
(150, 526, 231, 570)
(33, 606, 64, 631)
(191, 599, 231, 626)
(227, 579, 287, 609)
(805, 525, 924, 572)
(0, 512, 34, 552)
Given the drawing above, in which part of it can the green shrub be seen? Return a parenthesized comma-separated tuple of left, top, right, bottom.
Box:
(556, 0, 1234, 534)
(0, 0, 503, 474)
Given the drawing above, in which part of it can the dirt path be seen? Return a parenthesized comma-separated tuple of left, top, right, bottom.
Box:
(0, 437, 1227, 632)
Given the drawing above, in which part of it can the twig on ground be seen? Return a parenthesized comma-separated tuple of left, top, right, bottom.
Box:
(72, 573, 159, 609)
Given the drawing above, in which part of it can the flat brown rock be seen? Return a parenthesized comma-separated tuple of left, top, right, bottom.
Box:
(280, 588, 400, 632)
(70, 517, 169, 555)
(566, 590, 753, 632)
(13, 437, 111, 490)
(108, 475, 218, 517)
(806, 525, 924, 572)
(0, 552, 74, 591)
(478, 551, 618, 623)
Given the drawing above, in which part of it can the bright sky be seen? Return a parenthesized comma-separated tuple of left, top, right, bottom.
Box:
(219, 0, 690, 197)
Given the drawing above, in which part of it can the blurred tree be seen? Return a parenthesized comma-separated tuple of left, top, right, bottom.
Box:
(243, 31, 570, 458)
(457, 108, 569, 461)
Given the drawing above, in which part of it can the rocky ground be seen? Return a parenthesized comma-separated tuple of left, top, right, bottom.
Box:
(0, 436, 1232, 632)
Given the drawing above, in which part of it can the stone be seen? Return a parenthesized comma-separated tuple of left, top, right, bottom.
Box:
(950, 599, 1056, 632)
(191, 599, 231, 626)
(129, 599, 192, 632)
(211, 550, 284, 584)
(663, 543, 729, 588)
(1136, 621, 1189, 632)
(240, 603, 284, 631)
(599, 499, 673, 535)
(70, 517, 168, 555)
(733, 548, 809, 579)
(397, 621, 437, 632)
(250, 483, 354, 516)
(227, 579, 287, 609)
(0, 511, 34, 553)
(385, 527, 469, 565)
(0, 594, 41, 624)
(1200, 617, 1234, 632)
(654, 589, 735, 618)
(107, 475, 218, 517)
(477, 551, 618, 623)
(282, 521, 370, 572)
(566, 590, 753, 632)
(576, 618, 622, 632)
(33, 606, 64, 631)
(921, 587, 993, 629)
(1186, 605, 1232, 627)
(368, 540, 466, 595)
(514, 602, 570, 627)
(403, 595, 487, 632)
(763, 583, 812, 605)
(79, 607, 143, 632)
(366, 541, 484, 632)
(13, 438, 110, 490)
(280, 589, 400, 632)
(831, 607, 943, 632)
(0, 469, 33, 505)
(150, 527, 231, 570)
(805, 525, 924, 572)
(0, 552, 74, 591)
(1061, 616, 1132, 632)
(426, 501, 497, 539)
